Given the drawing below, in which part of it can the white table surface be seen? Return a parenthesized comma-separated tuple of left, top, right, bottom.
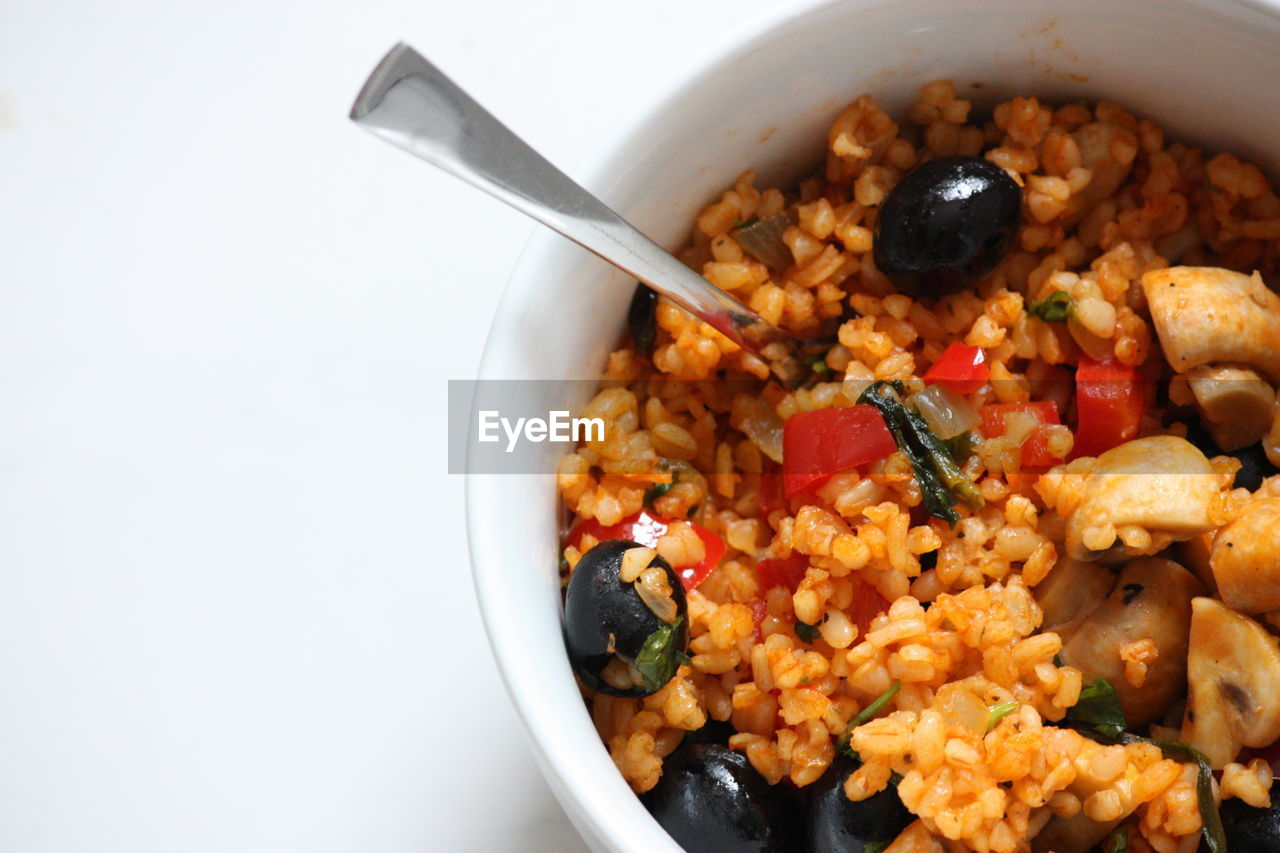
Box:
(0, 1, 782, 850)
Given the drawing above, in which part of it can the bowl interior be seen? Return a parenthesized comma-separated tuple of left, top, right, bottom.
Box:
(468, 0, 1280, 849)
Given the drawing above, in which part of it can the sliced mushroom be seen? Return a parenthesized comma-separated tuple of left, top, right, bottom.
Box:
(1175, 531, 1218, 595)
(1141, 266, 1280, 381)
(1063, 122, 1138, 223)
(1060, 557, 1203, 728)
(1211, 497, 1280, 613)
(1186, 364, 1276, 452)
(1034, 557, 1116, 642)
(1181, 597, 1280, 768)
(1064, 436, 1230, 562)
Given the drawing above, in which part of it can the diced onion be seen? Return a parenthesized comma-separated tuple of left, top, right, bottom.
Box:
(912, 384, 981, 440)
(732, 210, 798, 271)
(733, 396, 784, 463)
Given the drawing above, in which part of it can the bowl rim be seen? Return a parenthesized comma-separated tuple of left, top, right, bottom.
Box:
(465, 0, 1280, 848)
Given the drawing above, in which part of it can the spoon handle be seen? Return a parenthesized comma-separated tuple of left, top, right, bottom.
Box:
(349, 43, 810, 380)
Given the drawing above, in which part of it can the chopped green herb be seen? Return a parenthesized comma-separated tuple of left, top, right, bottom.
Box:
(732, 217, 760, 229)
(1066, 678, 1127, 738)
(850, 681, 901, 730)
(795, 619, 823, 644)
(1027, 290, 1075, 323)
(839, 681, 902, 759)
(986, 700, 1020, 731)
(809, 354, 830, 375)
(633, 616, 685, 694)
(1053, 652, 1065, 667)
(944, 430, 978, 461)
(858, 381, 983, 525)
(862, 842, 891, 853)
(644, 471, 679, 509)
(1103, 826, 1129, 853)
(1207, 181, 1223, 195)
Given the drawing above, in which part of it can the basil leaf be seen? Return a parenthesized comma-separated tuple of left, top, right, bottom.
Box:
(1066, 678, 1126, 738)
(1103, 826, 1128, 853)
(858, 381, 983, 525)
(1027, 290, 1075, 323)
(1139, 739, 1224, 853)
(986, 700, 1020, 731)
(903, 407, 984, 512)
(1076, 730, 1224, 853)
(944, 430, 977, 461)
(632, 616, 685, 693)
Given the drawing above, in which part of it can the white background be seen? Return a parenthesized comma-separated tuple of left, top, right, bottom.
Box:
(0, 1, 780, 851)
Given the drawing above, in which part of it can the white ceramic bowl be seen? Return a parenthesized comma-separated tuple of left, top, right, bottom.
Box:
(467, 0, 1280, 849)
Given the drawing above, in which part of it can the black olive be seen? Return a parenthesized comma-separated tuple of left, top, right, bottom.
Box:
(1183, 420, 1277, 491)
(628, 284, 659, 357)
(874, 156, 1022, 298)
(563, 539, 688, 696)
(683, 718, 738, 746)
(642, 743, 791, 853)
(806, 754, 914, 852)
(1216, 797, 1280, 848)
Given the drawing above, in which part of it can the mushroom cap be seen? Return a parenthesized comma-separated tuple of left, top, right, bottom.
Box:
(1211, 497, 1280, 614)
(1141, 266, 1280, 381)
(1034, 556, 1116, 641)
(1059, 557, 1203, 728)
(1064, 436, 1229, 561)
(1181, 597, 1280, 769)
(1186, 364, 1275, 452)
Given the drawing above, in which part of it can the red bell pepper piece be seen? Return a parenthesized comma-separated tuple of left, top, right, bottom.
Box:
(750, 597, 770, 640)
(755, 553, 811, 592)
(781, 405, 897, 498)
(848, 576, 892, 636)
(922, 343, 989, 394)
(567, 510, 727, 592)
(753, 555, 889, 637)
(758, 461, 787, 517)
(1074, 356, 1147, 458)
(749, 556, 812, 641)
(980, 401, 1064, 468)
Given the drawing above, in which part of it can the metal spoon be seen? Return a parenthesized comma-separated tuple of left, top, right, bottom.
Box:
(349, 43, 825, 385)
